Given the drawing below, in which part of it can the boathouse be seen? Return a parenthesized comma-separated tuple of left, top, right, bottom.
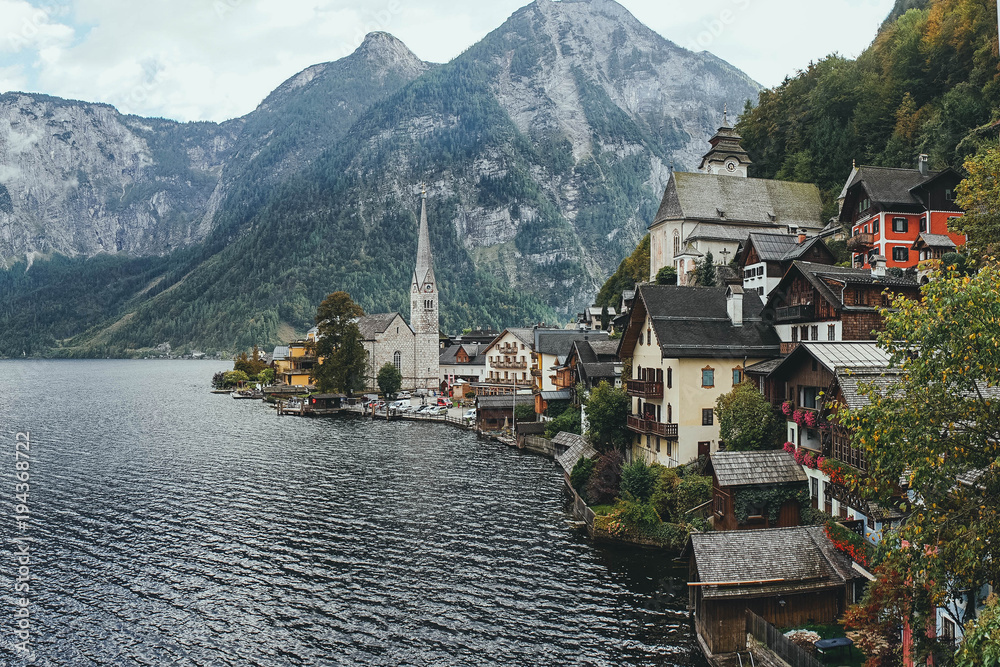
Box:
(688, 525, 858, 655)
(706, 450, 807, 531)
(474, 394, 533, 431)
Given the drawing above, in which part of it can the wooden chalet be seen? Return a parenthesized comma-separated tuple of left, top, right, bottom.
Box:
(764, 260, 920, 354)
(688, 526, 858, 655)
(474, 394, 533, 432)
(706, 450, 807, 531)
(746, 342, 908, 543)
(737, 231, 836, 299)
(306, 393, 346, 415)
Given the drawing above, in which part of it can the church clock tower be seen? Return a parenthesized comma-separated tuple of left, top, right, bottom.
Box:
(698, 106, 752, 177)
(411, 189, 440, 389)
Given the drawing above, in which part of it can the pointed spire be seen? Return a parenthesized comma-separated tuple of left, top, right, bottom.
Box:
(723, 102, 728, 127)
(414, 190, 434, 290)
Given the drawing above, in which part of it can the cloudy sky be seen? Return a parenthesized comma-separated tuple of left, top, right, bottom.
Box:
(0, 0, 895, 123)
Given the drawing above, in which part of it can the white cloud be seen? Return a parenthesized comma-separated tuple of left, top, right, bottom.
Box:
(0, 0, 897, 122)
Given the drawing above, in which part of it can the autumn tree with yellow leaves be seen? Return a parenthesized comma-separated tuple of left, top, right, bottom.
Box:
(840, 263, 1000, 662)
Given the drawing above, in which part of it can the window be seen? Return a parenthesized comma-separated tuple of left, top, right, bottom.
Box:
(945, 188, 955, 201)
(667, 403, 672, 423)
(810, 477, 818, 500)
(732, 367, 743, 385)
(919, 217, 927, 232)
(792, 327, 799, 342)
(646, 329, 651, 346)
(702, 409, 714, 426)
(673, 231, 680, 256)
(811, 325, 818, 340)
(872, 218, 879, 234)
(892, 217, 908, 233)
(393, 351, 402, 371)
(858, 197, 870, 213)
(801, 326, 809, 341)
(828, 324, 836, 341)
(666, 367, 672, 388)
(892, 246, 909, 262)
(655, 437, 660, 453)
(801, 386, 819, 409)
(702, 367, 715, 388)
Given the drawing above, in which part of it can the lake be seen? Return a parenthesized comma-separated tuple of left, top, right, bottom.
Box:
(0, 360, 705, 666)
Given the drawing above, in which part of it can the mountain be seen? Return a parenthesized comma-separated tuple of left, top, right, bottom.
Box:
(736, 0, 998, 216)
(0, 0, 761, 357)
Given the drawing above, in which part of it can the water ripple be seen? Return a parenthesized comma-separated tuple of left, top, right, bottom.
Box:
(0, 360, 705, 666)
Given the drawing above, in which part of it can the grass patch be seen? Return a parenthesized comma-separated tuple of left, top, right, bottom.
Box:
(589, 504, 615, 516)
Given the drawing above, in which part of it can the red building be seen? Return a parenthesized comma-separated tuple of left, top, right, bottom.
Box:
(839, 155, 965, 270)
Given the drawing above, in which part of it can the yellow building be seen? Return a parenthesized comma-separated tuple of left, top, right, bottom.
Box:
(272, 328, 320, 387)
(618, 284, 781, 466)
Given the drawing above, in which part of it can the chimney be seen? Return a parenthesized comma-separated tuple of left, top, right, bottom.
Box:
(727, 286, 744, 327)
(797, 228, 807, 244)
(917, 154, 929, 177)
(870, 255, 886, 278)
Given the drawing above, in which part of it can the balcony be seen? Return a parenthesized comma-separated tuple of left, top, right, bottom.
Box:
(530, 368, 542, 377)
(625, 379, 663, 399)
(847, 233, 875, 251)
(774, 304, 814, 322)
(627, 415, 678, 438)
(493, 359, 527, 370)
(495, 343, 519, 355)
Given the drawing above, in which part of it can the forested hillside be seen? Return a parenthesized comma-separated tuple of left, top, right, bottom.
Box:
(736, 0, 999, 217)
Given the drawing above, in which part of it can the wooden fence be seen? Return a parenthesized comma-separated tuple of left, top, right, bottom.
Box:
(746, 610, 823, 667)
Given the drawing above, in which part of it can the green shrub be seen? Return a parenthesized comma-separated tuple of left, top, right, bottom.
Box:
(544, 403, 581, 438)
(620, 459, 656, 502)
(514, 403, 535, 421)
(222, 370, 249, 388)
(649, 464, 681, 520)
(570, 457, 596, 497)
(674, 475, 713, 517)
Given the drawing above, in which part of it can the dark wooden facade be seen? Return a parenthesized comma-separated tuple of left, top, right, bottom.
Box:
(711, 483, 802, 532)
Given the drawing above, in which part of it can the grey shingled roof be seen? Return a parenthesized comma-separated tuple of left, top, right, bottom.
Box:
(912, 232, 957, 250)
(475, 394, 534, 409)
(439, 343, 484, 365)
(637, 285, 782, 358)
(846, 166, 938, 208)
(686, 223, 769, 243)
(802, 342, 894, 374)
(837, 370, 906, 409)
(356, 313, 403, 340)
(744, 357, 784, 375)
(535, 330, 609, 357)
(652, 172, 823, 230)
(272, 345, 290, 361)
(554, 432, 596, 474)
(771, 261, 919, 312)
(689, 526, 855, 599)
(711, 450, 807, 487)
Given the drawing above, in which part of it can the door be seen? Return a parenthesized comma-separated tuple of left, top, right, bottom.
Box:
(698, 441, 711, 458)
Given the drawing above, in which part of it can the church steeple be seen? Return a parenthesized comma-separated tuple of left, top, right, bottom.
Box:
(698, 107, 752, 177)
(413, 188, 435, 292)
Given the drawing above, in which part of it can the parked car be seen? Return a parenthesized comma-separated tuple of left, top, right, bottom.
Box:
(430, 406, 448, 416)
(397, 391, 411, 399)
(463, 409, 476, 421)
(436, 398, 453, 407)
(416, 405, 434, 415)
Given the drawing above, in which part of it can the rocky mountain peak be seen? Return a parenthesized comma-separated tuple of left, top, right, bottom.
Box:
(353, 31, 427, 76)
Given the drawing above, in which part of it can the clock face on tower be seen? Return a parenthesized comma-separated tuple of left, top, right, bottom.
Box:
(725, 160, 737, 172)
(424, 284, 433, 292)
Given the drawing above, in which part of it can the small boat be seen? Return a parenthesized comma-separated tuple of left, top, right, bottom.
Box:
(232, 389, 263, 399)
(211, 389, 232, 394)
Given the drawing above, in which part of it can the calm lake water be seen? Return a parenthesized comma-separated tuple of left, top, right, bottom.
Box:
(0, 360, 705, 666)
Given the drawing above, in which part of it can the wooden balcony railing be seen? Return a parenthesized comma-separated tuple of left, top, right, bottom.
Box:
(627, 415, 678, 438)
(493, 359, 527, 370)
(847, 233, 875, 251)
(530, 368, 542, 377)
(774, 304, 814, 322)
(625, 379, 663, 399)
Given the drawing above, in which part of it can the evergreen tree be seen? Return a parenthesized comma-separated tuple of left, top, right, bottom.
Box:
(696, 251, 717, 287)
(655, 265, 677, 285)
(376, 362, 402, 398)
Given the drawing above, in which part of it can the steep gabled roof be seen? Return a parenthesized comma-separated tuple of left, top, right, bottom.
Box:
(710, 450, 807, 487)
(356, 313, 406, 340)
(689, 526, 856, 599)
(630, 285, 781, 358)
(535, 329, 608, 357)
(767, 261, 918, 312)
(911, 233, 957, 251)
(652, 172, 823, 230)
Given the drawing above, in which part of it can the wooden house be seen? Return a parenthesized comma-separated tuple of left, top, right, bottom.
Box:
(306, 393, 345, 415)
(764, 260, 920, 354)
(706, 450, 807, 531)
(688, 526, 858, 655)
(736, 231, 836, 298)
(474, 394, 534, 432)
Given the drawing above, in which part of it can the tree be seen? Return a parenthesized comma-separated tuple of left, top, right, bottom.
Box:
(714, 381, 782, 451)
(620, 460, 656, 502)
(954, 146, 1000, 262)
(585, 449, 623, 505)
(695, 251, 717, 286)
(839, 264, 1000, 633)
(655, 265, 677, 285)
(955, 593, 1000, 667)
(376, 362, 402, 398)
(312, 291, 368, 395)
(600, 305, 610, 330)
(233, 345, 267, 378)
(584, 381, 630, 451)
(258, 368, 275, 385)
(514, 403, 535, 422)
(544, 403, 582, 439)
